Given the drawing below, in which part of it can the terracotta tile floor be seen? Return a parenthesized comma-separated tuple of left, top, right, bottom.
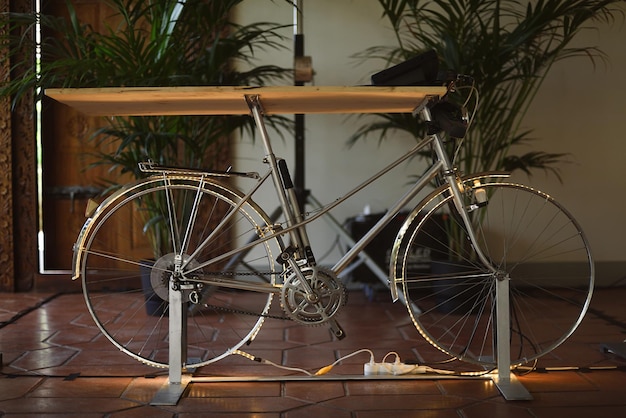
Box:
(1, 286, 625, 417)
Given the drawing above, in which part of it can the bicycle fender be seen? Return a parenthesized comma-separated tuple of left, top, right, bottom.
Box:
(388, 171, 509, 302)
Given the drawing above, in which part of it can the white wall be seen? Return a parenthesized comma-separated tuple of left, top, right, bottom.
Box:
(522, 15, 626, 271)
(233, 0, 626, 284)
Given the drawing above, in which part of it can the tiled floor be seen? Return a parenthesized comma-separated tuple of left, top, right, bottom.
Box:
(1, 286, 625, 417)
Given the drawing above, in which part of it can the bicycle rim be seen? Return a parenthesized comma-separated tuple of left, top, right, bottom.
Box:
(398, 182, 593, 367)
(76, 176, 281, 368)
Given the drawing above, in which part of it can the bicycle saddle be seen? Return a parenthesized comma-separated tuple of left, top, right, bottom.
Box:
(370, 49, 450, 86)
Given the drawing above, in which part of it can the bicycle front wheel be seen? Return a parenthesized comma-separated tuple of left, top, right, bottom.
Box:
(74, 175, 282, 368)
(396, 181, 593, 367)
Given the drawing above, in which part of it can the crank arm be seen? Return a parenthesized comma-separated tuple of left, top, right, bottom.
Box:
(328, 318, 346, 340)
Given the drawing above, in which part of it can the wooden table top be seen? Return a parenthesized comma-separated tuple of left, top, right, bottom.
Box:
(45, 85, 447, 116)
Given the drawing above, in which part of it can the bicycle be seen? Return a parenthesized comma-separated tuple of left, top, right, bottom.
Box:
(65, 60, 593, 374)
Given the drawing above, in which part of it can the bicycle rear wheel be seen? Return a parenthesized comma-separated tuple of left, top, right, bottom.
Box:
(395, 180, 593, 367)
(74, 175, 281, 368)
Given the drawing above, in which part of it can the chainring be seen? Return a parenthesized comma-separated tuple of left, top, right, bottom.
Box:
(280, 266, 346, 325)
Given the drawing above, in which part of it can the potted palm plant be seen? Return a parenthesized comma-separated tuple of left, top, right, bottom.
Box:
(2, 0, 291, 251)
(354, 0, 622, 177)
(352, 0, 622, 312)
(2, 0, 292, 313)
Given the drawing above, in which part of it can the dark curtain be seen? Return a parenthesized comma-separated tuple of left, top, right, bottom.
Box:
(0, 0, 38, 291)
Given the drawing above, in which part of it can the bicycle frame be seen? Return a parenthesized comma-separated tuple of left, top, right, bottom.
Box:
(174, 93, 497, 301)
(59, 84, 593, 400)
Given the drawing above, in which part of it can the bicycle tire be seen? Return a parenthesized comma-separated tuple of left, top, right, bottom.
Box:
(74, 175, 282, 368)
(393, 180, 593, 367)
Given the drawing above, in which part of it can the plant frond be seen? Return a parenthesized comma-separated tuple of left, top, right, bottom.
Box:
(353, 0, 623, 178)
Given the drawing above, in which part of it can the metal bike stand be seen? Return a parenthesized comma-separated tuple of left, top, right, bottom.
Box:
(147, 110, 531, 405)
(149, 279, 531, 404)
(45, 84, 537, 404)
(490, 277, 532, 400)
(150, 281, 192, 406)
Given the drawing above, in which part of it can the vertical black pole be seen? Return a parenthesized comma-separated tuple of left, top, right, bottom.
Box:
(294, 1, 306, 213)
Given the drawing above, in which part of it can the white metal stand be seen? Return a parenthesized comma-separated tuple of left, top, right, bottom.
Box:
(149, 235, 532, 405)
(147, 99, 531, 405)
(150, 280, 191, 405)
(47, 84, 535, 404)
(490, 277, 532, 400)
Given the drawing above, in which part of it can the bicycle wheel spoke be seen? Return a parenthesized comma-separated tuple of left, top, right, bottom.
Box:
(399, 181, 593, 367)
(76, 176, 282, 368)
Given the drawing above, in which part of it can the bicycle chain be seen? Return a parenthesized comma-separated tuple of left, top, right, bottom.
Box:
(195, 269, 279, 278)
(193, 269, 346, 323)
(190, 270, 290, 320)
(201, 302, 291, 321)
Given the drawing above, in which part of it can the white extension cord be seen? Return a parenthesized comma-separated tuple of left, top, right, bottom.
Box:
(364, 361, 431, 376)
(234, 348, 461, 377)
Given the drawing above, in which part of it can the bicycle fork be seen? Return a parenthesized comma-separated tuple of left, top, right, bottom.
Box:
(420, 104, 517, 382)
(420, 105, 499, 278)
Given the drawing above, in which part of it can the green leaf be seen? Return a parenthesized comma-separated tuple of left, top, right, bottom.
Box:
(353, 0, 623, 177)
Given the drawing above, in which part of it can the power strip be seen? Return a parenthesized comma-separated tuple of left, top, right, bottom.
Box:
(363, 361, 429, 376)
